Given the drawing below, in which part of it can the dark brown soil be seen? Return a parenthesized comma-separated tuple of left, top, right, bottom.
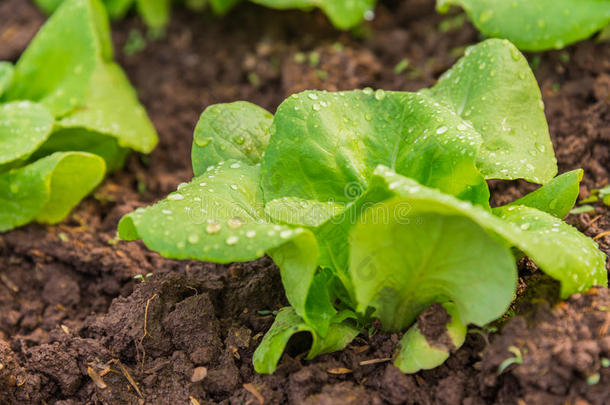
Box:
(1, 0, 609, 404)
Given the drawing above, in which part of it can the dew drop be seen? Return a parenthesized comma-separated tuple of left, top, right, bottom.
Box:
(308, 93, 318, 100)
(196, 137, 213, 147)
(436, 126, 448, 134)
(230, 162, 241, 169)
(280, 230, 293, 239)
(162, 209, 172, 215)
(188, 234, 200, 244)
(362, 87, 373, 95)
(206, 222, 221, 234)
(230, 184, 238, 190)
(246, 230, 256, 238)
(520, 223, 531, 230)
(168, 193, 184, 200)
(228, 217, 243, 229)
(226, 236, 239, 245)
(234, 136, 245, 145)
(374, 89, 385, 100)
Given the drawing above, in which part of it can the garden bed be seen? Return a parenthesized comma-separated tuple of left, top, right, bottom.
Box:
(0, 0, 609, 403)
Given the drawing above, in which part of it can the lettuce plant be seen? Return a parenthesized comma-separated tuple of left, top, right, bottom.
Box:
(34, 0, 376, 30)
(437, 0, 610, 51)
(0, 0, 157, 231)
(118, 39, 607, 374)
(34, 0, 172, 28)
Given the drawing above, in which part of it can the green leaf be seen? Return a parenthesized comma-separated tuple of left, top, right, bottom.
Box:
(0, 101, 54, 167)
(31, 128, 130, 172)
(136, 0, 172, 28)
(105, 0, 136, 19)
(505, 169, 582, 218)
(192, 101, 273, 176)
(253, 307, 359, 374)
(0, 151, 105, 231)
(394, 303, 467, 374)
(209, 0, 242, 14)
(250, 0, 376, 29)
(372, 167, 606, 299)
(57, 62, 158, 154)
(261, 89, 489, 207)
(118, 161, 334, 334)
(424, 39, 556, 184)
(492, 204, 607, 298)
(321, 166, 605, 329)
(264, 197, 345, 227)
(570, 205, 595, 214)
(349, 194, 517, 330)
(6, 0, 112, 117)
(32, 0, 65, 14)
(437, 0, 610, 51)
(0, 62, 14, 98)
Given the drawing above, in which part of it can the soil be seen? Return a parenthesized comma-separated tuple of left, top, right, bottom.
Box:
(1, 0, 609, 404)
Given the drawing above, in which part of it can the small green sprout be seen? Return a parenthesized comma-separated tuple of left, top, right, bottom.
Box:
(498, 346, 525, 373)
(580, 186, 610, 206)
(124, 29, 147, 56)
(393, 58, 409, 74)
(570, 205, 595, 215)
(134, 273, 153, 283)
(587, 373, 601, 385)
(308, 52, 320, 68)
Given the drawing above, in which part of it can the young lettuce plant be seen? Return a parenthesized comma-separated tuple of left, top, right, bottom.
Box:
(34, 0, 376, 30)
(437, 0, 610, 51)
(0, 0, 157, 231)
(118, 39, 607, 374)
(34, 0, 172, 29)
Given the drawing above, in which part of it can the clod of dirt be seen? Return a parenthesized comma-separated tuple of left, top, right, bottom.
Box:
(417, 303, 455, 351)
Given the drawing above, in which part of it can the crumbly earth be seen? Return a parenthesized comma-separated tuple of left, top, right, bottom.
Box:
(0, 0, 609, 404)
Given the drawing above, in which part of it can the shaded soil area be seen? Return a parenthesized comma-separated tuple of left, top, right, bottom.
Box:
(1, 0, 609, 404)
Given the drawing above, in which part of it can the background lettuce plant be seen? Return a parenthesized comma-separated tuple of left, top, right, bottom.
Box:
(437, 0, 610, 51)
(0, 0, 157, 231)
(33, 0, 376, 30)
(118, 39, 607, 374)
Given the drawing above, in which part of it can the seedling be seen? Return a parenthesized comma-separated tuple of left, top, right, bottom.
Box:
(119, 39, 607, 375)
(437, 0, 610, 51)
(0, 0, 157, 231)
(498, 346, 524, 373)
(580, 186, 610, 206)
(134, 273, 153, 283)
(35, 0, 378, 30)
